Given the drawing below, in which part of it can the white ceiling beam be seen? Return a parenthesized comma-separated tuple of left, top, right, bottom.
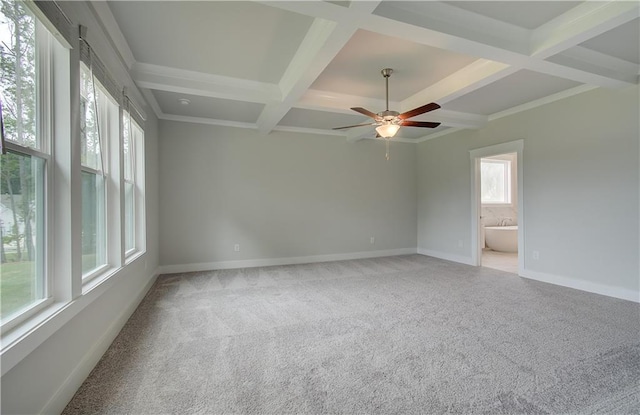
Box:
(522, 56, 635, 87)
(562, 46, 640, 78)
(131, 62, 280, 104)
(548, 48, 639, 85)
(267, 1, 636, 88)
(256, 2, 382, 135)
(488, 84, 598, 122)
(256, 18, 350, 134)
(401, 59, 516, 111)
(530, 1, 640, 59)
(266, 1, 525, 61)
(375, 1, 530, 55)
(362, 6, 635, 88)
(139, 88, 164, 120)
(297, 89, 398, 115)
(160, 114, 258, 130)
(88, 1, 136, 69)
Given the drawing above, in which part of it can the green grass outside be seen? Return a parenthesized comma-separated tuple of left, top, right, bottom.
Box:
(1, 254, 98, 318)
(1, 260, 35, 318)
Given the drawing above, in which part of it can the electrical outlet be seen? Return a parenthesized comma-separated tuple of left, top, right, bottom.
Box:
(532, 250, 540, 260)
(458, 240, 464, 248)
(234, 244, 240, 252)
(370, 237, 375, 244)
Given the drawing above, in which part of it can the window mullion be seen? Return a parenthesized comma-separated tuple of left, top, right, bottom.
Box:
(2, 141, 50, 160)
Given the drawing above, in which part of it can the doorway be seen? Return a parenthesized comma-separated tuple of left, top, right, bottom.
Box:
(470, 140, 524, 275)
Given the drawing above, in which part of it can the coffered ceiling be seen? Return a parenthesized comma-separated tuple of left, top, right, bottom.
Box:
(96, 1, 639, 142)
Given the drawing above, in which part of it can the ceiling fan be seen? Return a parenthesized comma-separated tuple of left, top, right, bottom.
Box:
(333, 68, 441, 141)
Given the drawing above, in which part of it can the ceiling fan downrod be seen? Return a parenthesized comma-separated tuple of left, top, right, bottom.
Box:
(381, 68, 393, 112)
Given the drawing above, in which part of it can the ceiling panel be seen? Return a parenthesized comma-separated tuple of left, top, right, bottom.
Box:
(395, 124, 450, 139)
(580, 18, 640, 64)
(108, 1, 313, 83)
(444, 1, 583, 29)
(102, 0, 633, 139)
(279, 108, 367, 130)
(311, 30, 477, 101)
(444, 70, 582, 115)
(324, 1, 351, 8)
(153, 90, 265, 123)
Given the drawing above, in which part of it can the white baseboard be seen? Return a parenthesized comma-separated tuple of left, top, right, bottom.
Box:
(40, 268, 160, 415)
(416, 249, 639, 303)
(159, 248, 418, 274)
(417, 248, 475, 266)
(520, 269, 640, 303)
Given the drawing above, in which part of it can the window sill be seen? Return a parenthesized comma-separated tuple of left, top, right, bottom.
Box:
(82, 263, 111, 285)
(1, 299, 75, 376)
(125, 249, 142, 265)
(1, 252, 151, 377)
(82, 265, 120, 296)
(0, 297, 54, 336)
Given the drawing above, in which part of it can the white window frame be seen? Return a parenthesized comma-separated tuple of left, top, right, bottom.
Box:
(480, 158, 512, 206)
(80, 64, 107, 281)
(122, 115, 146, 263)
(0, 18, 54, 333)
(122, 111, 134, 257)
(79, 64, 122, 283)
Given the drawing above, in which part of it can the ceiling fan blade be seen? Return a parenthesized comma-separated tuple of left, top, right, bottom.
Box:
(332, 122, 375, 130)
(398, 103, 440, 120)
(401, 120, 441, 128)
(350, 107, 379, 119)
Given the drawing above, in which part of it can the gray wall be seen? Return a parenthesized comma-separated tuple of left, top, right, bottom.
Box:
(159, 121, 418, 266)
(418, 85, 639, 294)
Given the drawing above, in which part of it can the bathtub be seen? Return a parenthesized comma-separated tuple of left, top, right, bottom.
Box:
(484, 225, 518, 253)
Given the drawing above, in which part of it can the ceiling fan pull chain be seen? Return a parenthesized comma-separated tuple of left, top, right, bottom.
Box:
(385, 138, 390, 161)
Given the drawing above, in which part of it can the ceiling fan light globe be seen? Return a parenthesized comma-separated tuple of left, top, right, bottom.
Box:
(375, 123, 400, 138)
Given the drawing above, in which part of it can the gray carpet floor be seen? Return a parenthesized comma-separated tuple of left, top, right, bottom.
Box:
(63, 254, 640, 414)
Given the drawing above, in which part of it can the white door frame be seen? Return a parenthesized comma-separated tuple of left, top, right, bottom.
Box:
(469, 139, 524, 275)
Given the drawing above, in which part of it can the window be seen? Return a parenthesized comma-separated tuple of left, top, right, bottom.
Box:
(0, 3, 51, 323)
(122, 110, 144, 257)
(80, 64, 107, 277)
(0, 0, 148, 343)
(481, 158, 511, 204)
(123, 111, 134, 253)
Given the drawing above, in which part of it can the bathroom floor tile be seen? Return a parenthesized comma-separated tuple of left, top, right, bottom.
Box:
(482, 249, 518, 274)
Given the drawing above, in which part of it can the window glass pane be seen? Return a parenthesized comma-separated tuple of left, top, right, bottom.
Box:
(81, 171, 106, 274)
(80, 65, 102, 170)
(1, 151, 45, 320)
(0, 2, 38, 149)
(124, 181, 133, 252)
(481, 160, 509, 203)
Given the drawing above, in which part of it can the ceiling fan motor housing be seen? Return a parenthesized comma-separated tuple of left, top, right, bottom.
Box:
(378, 110, 401, 123)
